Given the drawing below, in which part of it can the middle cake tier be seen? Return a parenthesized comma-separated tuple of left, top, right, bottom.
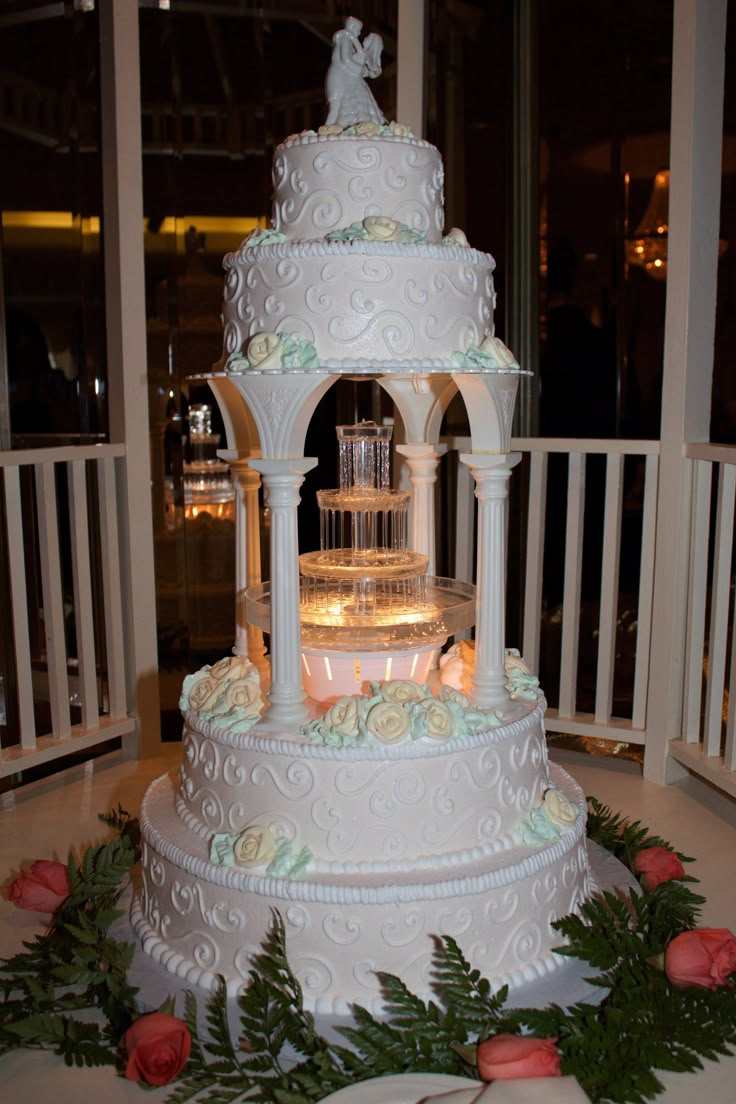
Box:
(221, 240, 496, 370)
(177, 697, 549, 873)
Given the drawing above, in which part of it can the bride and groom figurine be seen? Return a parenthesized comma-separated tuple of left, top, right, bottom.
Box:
(325, 17, 386, 128)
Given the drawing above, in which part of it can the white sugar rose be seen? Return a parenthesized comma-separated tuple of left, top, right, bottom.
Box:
(324, 696, 361, 738)
(446, 226, 469, 247)
(224, 677, 262, 714)
(478, 334, 519, 369)
(187, 675, 219, 712)
(439, 640, 475, 694)
(363, 215, 402, 242)
(438, 684, 470, 709)
(246, 332, 282, 370)
(438, 653, 466, 692)
(233, 824, 278, 867)
(366, 701, 411, 744)
(504, 648, 530, 675)
(381, 680, 425, 705)
(543, 789, 578, 830)
(209, 655, 255, 682)
(422, 698, 455, 741)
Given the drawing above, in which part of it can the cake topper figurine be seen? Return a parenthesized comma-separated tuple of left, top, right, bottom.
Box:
(325, 16, 386, 127)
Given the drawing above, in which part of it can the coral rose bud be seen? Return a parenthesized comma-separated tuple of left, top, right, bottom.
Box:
(665, 928, 736, 990)
(477, 1033, 561, 1080)
(7, 859, 70, 913)
(633, 846, 685, 891)
(124, 1012, 192, 1086)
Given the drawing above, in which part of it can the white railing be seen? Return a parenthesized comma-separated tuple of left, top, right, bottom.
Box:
(668, 443, 736, 799)
(444, 436, 661, 747)
(0, 444, 136, 780)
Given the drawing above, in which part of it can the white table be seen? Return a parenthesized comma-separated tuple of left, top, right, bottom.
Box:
(2, 744, 735, 1103)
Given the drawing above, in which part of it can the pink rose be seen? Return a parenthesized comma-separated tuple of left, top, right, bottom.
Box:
(7, 859, 70, 913)
(665, 928, 736, 991)
(477, 1034, 561, 1080)
(124, 1012, 192, 1086)
(633, 846, 685, 891)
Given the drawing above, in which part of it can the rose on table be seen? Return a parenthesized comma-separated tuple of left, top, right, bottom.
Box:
(477, 1033, 561, 1080)
(124, 1011, 191, 1086)
(7, 859, 70, 913)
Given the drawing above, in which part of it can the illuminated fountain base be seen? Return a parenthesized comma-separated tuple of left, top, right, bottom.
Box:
(300, 644, 441, 701)
(246, 422, 475, 700)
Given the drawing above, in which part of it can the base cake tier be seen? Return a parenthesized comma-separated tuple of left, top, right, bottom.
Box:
(133, 696, 593, 1015)
(176, 697, 549, 871)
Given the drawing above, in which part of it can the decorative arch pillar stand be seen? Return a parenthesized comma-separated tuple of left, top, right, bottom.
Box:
(395, 442, 447, 573)
(380, 377, 456, 574)
(452, 366, 526, 710)
(212, 368, 334, 728)
(461, 452, 522, 708)
(218, 451, 267, 669)
(250, 456, 318, 729)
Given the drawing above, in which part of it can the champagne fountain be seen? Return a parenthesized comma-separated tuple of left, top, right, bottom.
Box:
(247, 420, 475, 700)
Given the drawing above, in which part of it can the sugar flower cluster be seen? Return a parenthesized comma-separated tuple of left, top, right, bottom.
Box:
(180, 655, 263, 733)
(285, 120, 414, 143)
(300, 678, 504, 748)
(224, 331, 320, 374)
(519, 788, 579, 848)
(209, 822, 312, 879)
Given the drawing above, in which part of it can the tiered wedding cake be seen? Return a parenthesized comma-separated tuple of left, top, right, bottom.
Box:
(132, 19, 593, 1015)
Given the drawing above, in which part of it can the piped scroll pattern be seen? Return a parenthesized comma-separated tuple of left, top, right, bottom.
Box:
(220, 243, 496, 366)
(136, 761, 591, 1011)
(272, 138, 444, 240)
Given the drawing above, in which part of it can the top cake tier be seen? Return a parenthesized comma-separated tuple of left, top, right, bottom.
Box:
(272, 130, 445, 243)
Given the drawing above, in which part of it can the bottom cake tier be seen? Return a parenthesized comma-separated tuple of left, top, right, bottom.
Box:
(132, 761, 593, 1015)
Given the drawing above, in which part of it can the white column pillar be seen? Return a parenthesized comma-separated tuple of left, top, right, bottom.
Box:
(228, 458, 267, 669)
(461, 452, 521, 708)
(249, 457, 316, 729)
(395, 442, 446, 574)
(397, 0, 426, 137)
(644, 0, 727, 783)
(99, 0, 160, 756)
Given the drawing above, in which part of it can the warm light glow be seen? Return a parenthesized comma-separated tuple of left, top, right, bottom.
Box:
(410, 653, 419, 679)
(2, 211, 99, 232)
(325, 657, 333, 682)
(181, 500, 235, 523)
(385, 656, 393, 680)
(302, 655, 312, 678)
(1, 211, 267, 250)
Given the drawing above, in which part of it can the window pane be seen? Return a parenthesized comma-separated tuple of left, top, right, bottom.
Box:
(0, 3, 107, 448)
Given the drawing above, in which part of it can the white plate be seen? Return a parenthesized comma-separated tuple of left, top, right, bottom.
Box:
(319, 1073, 479, 1104)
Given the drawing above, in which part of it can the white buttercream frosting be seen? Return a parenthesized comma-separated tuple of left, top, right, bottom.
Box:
(134, 762, 592, 1012)
(271, 131, 445, 243)
(220, 239, 496, 369)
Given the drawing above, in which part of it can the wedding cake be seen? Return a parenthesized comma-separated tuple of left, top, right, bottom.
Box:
(132, 18, 593, 1016)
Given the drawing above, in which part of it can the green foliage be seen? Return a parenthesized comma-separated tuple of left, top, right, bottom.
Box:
(98, 805, 142, 856)
(1, 799, 735, 1104)
(586, 796, 695, 871)
(0, 822, 139, 1061)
